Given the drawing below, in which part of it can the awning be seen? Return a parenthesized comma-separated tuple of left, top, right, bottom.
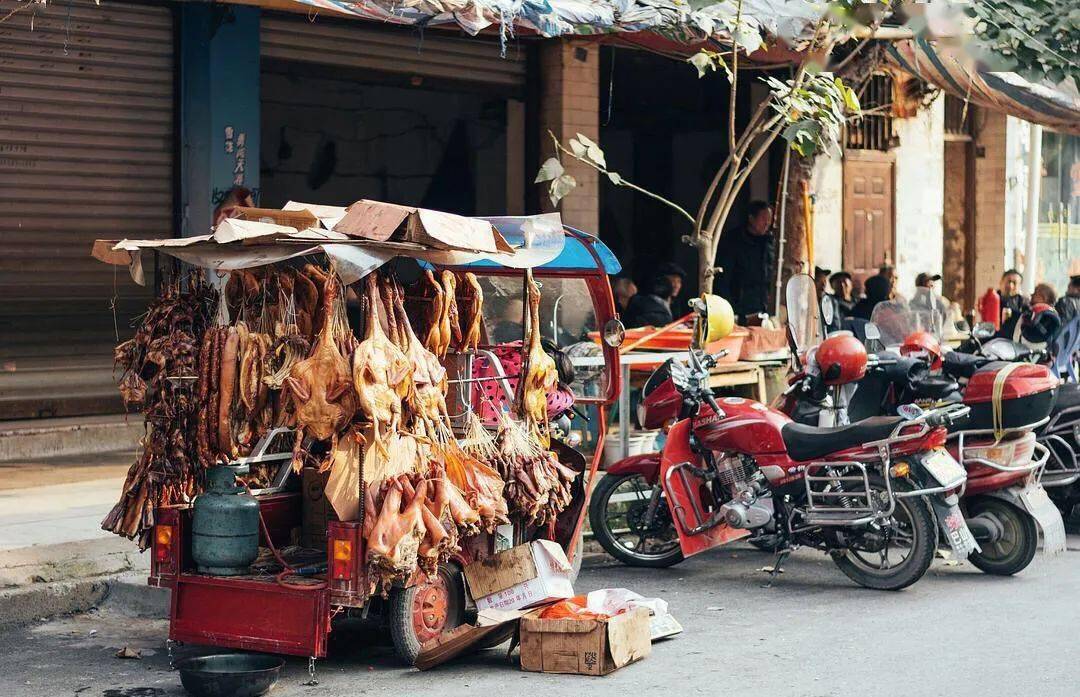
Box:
(238, 0, 830, 53)
(885, 38, 1080, 135)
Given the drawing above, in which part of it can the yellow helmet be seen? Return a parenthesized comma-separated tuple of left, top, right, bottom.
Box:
(693, 294, 735, 346)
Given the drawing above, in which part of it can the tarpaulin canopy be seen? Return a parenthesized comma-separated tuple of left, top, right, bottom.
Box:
(886, 38, 1080, 135)
(254, 0, 830, 52)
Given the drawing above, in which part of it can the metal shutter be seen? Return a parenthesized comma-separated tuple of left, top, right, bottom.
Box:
(0, 0, 174, 419)
(261, 13, 526, 93)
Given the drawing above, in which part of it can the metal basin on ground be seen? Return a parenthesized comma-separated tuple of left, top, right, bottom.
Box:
(175, 653, 284, 697)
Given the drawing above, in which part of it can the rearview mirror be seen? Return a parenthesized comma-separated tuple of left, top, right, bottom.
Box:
(973, 322, 996, 341)
(602, 319, 625, 348)
(864, 322, 881, 343)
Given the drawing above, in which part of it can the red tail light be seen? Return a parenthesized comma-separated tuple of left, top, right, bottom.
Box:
(154, 525, 174, 563)
(331, 539, 353, 580)
(925, 427, 948, 449)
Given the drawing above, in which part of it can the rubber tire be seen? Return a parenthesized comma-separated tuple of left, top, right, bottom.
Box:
(388, 563, 466, 665)
(966, 497, 1039, 576)
(831, 476, 937, 591)
(589, 472, 684, 568)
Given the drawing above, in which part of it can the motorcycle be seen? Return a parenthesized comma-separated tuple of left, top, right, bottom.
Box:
(780, 284, 1065, 575)
(590, 293, 977, 591)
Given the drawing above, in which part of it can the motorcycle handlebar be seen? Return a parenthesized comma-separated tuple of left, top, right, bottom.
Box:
(924, 405, 971, 428)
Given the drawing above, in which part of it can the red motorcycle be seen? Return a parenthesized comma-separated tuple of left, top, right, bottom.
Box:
(590, 296, 977, 591)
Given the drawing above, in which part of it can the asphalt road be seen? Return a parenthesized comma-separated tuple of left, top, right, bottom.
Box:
(3, 532, 1080, 697)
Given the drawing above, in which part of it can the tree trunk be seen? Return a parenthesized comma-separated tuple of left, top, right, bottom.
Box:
(780, 154, 816, 294)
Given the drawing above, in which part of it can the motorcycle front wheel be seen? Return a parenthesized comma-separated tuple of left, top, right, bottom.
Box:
(830, 476, 936, 591)
(966, 496, 1038, 576)
(589, 472, 684, 568)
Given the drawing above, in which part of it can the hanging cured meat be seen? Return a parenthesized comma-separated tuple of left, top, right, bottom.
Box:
(517, 270, 559, 447)
(283, 272, 357, 471)
(352, 274, 412, 451)
(457, 272, 484, 352)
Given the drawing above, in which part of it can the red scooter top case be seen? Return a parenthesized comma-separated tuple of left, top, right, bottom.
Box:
(962, 363, 1058, 431)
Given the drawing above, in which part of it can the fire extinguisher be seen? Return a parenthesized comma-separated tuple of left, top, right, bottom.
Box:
(979, 288, 1001, 329)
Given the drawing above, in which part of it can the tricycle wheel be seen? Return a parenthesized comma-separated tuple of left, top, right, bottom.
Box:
(388, 562, 466, 665)
(966, 497, 1038, 576)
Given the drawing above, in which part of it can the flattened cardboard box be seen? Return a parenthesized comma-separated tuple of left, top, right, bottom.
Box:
(463, 540, 574, 611)
(519, 606, 652, 676)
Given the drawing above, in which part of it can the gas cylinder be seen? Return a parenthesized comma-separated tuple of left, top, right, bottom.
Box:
(979, 288, 1001, 329)
(191, 465, 260, 576)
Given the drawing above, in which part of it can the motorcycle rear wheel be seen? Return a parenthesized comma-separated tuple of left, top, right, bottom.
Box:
(831, 476, 936, 591)
(966, 497, 1038, 576)
(589, 472, 684, 568)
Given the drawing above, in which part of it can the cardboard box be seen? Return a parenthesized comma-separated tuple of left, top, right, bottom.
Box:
(519, 606, 652, 676)
(463, 540, 574, 611)
(231, 206, 319, 231)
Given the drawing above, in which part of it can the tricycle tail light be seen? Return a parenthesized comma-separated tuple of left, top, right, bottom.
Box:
(153, 525, 174, 563)
(331, 539, 353, 581)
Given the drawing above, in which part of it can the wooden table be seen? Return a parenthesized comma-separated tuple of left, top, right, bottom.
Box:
(707, 361, 768, 401)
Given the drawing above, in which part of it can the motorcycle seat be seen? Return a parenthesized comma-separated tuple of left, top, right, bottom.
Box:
(1054, 383, 1080, 411)
(781, 416, 905, 462)
(912, 376, 961, 401)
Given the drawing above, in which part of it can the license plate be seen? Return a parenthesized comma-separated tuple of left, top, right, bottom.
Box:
(929, 497, 979, 559)
(1018, 484, 1067, 555)
(920, 448, 966, 487)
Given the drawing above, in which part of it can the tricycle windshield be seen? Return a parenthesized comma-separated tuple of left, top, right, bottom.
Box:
(474, 274, 609, 400)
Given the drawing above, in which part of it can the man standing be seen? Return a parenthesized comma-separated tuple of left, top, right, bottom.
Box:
(998, 269, 1028, 321)
(1056, 275, 1080, 324)
(715, 200, 774, 322)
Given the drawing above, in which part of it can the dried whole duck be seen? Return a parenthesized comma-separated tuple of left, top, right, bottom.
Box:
(391, 277, 451, 438)
(103, 274, 215, 549)
(418, 270, 445, 357)
(352, 274, 412, 452)
(457, 272, 483, 352)
(284, 271, 358, 471)
(516, 270, 558, 448)
(440, 270, 461, 355)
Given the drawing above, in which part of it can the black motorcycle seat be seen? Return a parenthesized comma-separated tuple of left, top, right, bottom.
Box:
(911, 376, 962, 401)
(781, 416, 905, 462)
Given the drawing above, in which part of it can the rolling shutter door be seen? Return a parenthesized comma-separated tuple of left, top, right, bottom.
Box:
(0, 0, 175, 419)
(261, 13, 526, 93)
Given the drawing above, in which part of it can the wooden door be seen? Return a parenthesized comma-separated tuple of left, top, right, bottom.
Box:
(843, 151, 895, 281)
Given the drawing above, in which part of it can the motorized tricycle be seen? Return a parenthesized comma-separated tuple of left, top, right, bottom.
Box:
(590, 293, 976, 591)
(96, 212, 625, 665)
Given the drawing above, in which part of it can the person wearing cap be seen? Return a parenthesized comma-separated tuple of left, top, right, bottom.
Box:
(829, 271, 856, 317)
(1056, 275, 1080, 323)
(911, 271, 949, 330)
(715, 200, 775, 320)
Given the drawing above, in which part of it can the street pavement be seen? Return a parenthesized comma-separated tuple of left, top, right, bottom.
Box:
(3, 530, 1080, 697)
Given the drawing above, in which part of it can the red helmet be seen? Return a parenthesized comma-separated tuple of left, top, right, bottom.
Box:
(815, 332, 868, 386)
(900, 331, 943, 370)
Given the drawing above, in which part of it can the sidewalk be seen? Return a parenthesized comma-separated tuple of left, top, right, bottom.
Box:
(0, 451, 154, 626)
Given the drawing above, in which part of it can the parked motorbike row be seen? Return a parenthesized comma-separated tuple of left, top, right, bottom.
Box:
(589, 277, 1079, 591)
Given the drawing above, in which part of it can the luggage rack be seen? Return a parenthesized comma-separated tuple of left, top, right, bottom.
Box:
(952, 422, 1050, 477)
(863, 404, 971, 498)
(800, 461, 879, 526)
(1039, 405, 1080, 489)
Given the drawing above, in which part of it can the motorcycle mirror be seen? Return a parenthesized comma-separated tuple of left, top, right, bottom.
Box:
(821, 294, 835, 328)
(973, 322, 996, 341)
(602, 318, 626, 348)
(864, 322, 881, 342)
(897, 403, 924, 421)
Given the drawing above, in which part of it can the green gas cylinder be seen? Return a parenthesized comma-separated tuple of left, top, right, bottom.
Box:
(191, 465, 260, 576)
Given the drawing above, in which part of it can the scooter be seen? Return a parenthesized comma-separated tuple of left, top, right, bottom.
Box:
(589, 294, 977, 591)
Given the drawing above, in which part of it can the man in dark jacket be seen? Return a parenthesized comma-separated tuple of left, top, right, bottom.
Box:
(1055, 275, 1080, 324)
(851, 274, 891, 321)
(623, 275, 676, 328)
(999, 269, 1028, 321)
(715, 200, 775, 321)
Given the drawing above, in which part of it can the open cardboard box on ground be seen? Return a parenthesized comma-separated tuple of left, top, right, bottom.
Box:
(519, 605, 652, 676)
(463, 540, 575, 612)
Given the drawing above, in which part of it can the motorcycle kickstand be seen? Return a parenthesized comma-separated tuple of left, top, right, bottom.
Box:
(761, 548, 791, 589)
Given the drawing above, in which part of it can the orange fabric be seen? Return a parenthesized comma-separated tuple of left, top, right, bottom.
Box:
(538, 595, 627, 620)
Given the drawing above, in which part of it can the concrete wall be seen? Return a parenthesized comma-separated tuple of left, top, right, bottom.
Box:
(893, 96, 945, 299)
(971, 110, 1009, 297)
(539, 40, 600, 232)
(810, 97, 945, 300)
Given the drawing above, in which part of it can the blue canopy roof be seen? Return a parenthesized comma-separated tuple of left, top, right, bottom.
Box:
(459, 226, 621, 274)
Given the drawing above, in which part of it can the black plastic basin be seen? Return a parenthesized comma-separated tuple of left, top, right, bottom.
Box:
(175, 653, 284, 697)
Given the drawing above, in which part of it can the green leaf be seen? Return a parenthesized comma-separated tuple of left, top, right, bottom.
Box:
(534, 157, 563, 183)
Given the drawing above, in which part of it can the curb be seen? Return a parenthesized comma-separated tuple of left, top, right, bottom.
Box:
(0, 573, 170, 628)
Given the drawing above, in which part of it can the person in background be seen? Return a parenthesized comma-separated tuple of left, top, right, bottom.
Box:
(998, 269, 1027, 321)
(611, 277, 638, 314)
(877, 262, 906, 302)
(1056, 275, 1080, 323)
(1032, 282, 1057, 307)
(851, 274, 892, 321)
(491, 298, 525, 343)
(814, 266, 832, 298)
(829, 271, 856, 317)
(911, 272, 949, 332)
(715, 200, 775, 321)
(623, 274, 676, 328)
(656, 262, 686, 305)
